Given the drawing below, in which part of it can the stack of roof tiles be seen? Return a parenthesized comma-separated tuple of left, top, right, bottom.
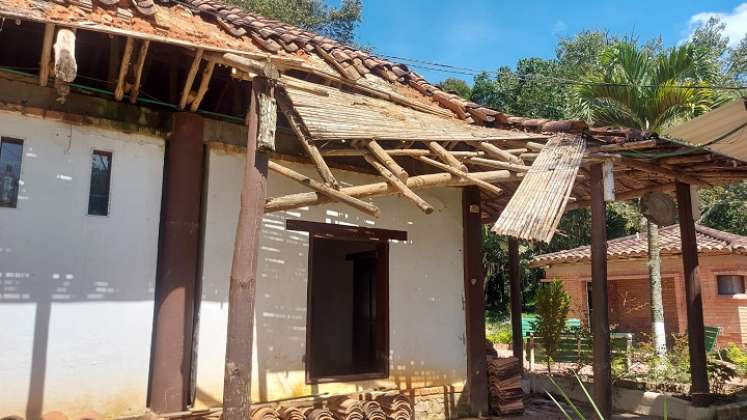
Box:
(487, 356, 524, 416)
(374, 394, 413, 420)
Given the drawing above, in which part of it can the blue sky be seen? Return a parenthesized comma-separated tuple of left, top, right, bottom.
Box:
(350, 1, 747, 84)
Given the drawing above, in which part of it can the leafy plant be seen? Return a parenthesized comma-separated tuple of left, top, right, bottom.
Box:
(485, 321, 513, 345)
(723, 343, 747, 376)
(534, 280, 571, 372)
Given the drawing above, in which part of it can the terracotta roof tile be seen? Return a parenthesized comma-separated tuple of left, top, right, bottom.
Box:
(531, 224, 747, 267)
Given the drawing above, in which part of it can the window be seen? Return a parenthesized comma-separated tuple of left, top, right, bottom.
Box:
(287, 220, 406, 383)
(0, 137, 23, 208)
(88, 150, 112, 216)
(717, 275, 745, 295)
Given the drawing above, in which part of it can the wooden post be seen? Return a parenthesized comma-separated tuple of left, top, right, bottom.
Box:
(462, 187, 489, 416)
(590, 163, 612, 419)
(222, 77, 274, 420)
(149, 113, 205, 413)
(508, 237, 523, 364)
(675, 182, 711, 403)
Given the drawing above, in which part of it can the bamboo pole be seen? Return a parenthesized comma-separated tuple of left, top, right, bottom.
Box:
(39, 23, 54, 87)
(114, 37, 135, 101)
(426, 141, 468, 171)
(366, 140, 409, 181)
(364, 154, 433, 214)
(266, 170, 517, 213)
(178, 48, 204, 110)
(475, 142, 524, 165)
(129, 39, 150, 104)
(190, 57, 217, 112)
(268, 160, 381, 218)
(417, 156, 502, 197)
(619, 157, 705, 186)
(468, 157, 530, 172)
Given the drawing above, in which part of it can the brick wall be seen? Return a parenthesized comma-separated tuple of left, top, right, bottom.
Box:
(543, 253, 747, 346)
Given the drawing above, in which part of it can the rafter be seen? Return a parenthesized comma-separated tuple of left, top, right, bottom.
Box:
(268, 161, 381, 218)
(425, 141, 467, 171)
(129, 39, 150, 104)
(618, 157, 706, 186)
(363, 154, 433, 214)
(365, 140, 409, 181)
(417, 156, 502, 197)
(468, 157, 530, 172)
(475, 141, 524, 165)
(39, 23, 54, 87)
(114, 37, 135, 101)
(190, 57, 217, 112)
(178, 48, 204, 110)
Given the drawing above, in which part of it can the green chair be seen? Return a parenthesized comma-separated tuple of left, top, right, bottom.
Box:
(704, 326, 722, 353)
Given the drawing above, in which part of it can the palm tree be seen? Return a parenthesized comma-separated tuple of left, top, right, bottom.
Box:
(574, 41, 726, 357)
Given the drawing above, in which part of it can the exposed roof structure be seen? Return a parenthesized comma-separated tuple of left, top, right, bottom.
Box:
(530, 224, 747, 267)
(2, 0, 747, 241)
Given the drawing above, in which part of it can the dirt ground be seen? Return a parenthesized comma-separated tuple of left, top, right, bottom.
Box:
(498, 395, 650, 419)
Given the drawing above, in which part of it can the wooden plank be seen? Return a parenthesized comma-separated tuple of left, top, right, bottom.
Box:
(675, 182, 711, 402)
(114, 37, 135, 101)
(178, 48, 204, 110)
(590, 163, 612, 419)
(475, 141, 524, 165)
(39, 23, 54, 87)
(417, 156, 502, 197)
(129, 39, 150, 104)
(619, 157, 705, 186)
(265, 170, 519, 213)
(462, 187, 489, 416)
(276, 90, 339, 189)
(268, 161, 381, 218)
(508, 238, 523, 364)
(366, 140, 409, 181)
(426, 141, 468, 171)
(189, 57, 216, 112)
(222, 77, 273, 420)
(363, 155, 433, 214)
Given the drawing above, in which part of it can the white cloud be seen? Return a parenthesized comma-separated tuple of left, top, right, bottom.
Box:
(552, 20, 568, 36)
(687, 3, 747, 47)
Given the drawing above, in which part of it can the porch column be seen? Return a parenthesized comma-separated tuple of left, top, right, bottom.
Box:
(222, 77, 273, 420)
(149, 113, 205, 413)
(462, 187, 489, 416)
(508, 237, 523, 364)
(675, 182, 710, 402)
(590, 163, 612, 418)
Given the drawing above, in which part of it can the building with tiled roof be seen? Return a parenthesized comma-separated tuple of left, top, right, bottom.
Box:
(532, 224, 747, 347)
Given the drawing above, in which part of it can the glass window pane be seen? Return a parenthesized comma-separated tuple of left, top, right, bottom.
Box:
(0, 137, 23, 208)
(717, 275, 745, 295)
(88, 151, 112, 216)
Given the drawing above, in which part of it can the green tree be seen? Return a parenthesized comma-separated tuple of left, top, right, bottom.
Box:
(534, 280, 571, 372)
(438, 78, 472, 99)
(699, 182, 747, 235)
(226, 0, 363, 43)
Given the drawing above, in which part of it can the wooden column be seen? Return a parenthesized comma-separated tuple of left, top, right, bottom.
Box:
(508, 237, 523, 364)
(590, 163, 612, 418)
(222, 77, 273, 420)
(675, 182, 710, 402)
(462, 187, 489, 416)
(149, 113, 205, 413)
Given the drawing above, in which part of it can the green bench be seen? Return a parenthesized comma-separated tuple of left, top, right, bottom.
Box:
(521, 315, 580, 337)
(526, 333, 633, 367)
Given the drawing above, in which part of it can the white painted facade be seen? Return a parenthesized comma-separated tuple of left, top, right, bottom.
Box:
(0, 113, 165, 418)
(0, 114, 469, 417)
(194, 145, 468, 407)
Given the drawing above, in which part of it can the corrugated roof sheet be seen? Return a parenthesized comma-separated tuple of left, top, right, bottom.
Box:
(664, 98, 747, 162)
(531, 224, 747, 267)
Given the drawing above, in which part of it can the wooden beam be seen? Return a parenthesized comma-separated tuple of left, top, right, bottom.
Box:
(462, 187, 489, 416)
(567, 183, 675, 210)
(178, 48, 204, 110)
(39, 23, 54, 87)
(366, 140, 409, 181)
(590, 163, 612, 419)
(129, 39, 150, 104)
(364, 154, 433, 214)
(475, 141, 524, 165)
(190, 57, 217, 112)
(275, 92, 339, 189)
(468, 157, 531, 172)
(619, 157, 705, 186)
(417, 156, 502, 197)
(525, 141, 545, 152)
(268, 160, 381, 218)
(266, 170, 518, 213)
(675, 182, 711, 402)
(53, 28, 77, 83)
(114, 37, 135, 101)
(586, 139, 657, 154)
(426, 141, 467, 171)
(508, 237, 523, 365)
(222, 77, 273, 420)
(321, 149, 486, 158)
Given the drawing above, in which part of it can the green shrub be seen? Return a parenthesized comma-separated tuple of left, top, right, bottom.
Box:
(486, 322, 513, 345)
(534, 280, 571, 371)
(723, 344, 747, 376)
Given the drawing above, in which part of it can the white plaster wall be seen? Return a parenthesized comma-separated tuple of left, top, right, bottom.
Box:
(195, 146, 467, 407)
(0, 112, 164, 418)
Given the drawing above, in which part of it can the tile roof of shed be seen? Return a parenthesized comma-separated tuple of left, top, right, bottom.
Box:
(531, 224, 747, 267)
